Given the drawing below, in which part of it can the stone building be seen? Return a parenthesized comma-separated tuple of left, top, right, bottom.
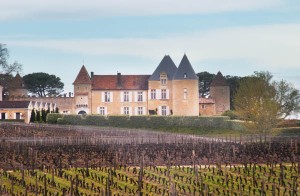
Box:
(1, 54, 230, 121)
(73, 54, 200, 116)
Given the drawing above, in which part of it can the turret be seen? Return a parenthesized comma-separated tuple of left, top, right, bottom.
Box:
(172, 54, 199, 116)
(73, 65, 92, 114)
(210, 71, 230, 115)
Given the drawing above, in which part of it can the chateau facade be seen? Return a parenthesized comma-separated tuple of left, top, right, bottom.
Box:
(1, 54, 230, 122)
(74, 55, 200, 116)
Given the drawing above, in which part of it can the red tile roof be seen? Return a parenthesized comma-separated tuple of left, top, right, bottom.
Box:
(0, 101, 30, 108)
(73, 65, 91, 84)
(199, 98, 215, 104)
(92, 75, 150, 90)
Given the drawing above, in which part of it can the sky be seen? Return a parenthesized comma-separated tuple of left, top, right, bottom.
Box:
(1, 0, 300, 96)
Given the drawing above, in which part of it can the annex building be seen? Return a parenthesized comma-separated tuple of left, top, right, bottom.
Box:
(1, 54, 230, 122)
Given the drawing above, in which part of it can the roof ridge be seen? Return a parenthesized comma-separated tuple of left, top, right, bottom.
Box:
(73, 65, 92, 84)
(173, 54, 198, 80)
(210, 71, 228, 86)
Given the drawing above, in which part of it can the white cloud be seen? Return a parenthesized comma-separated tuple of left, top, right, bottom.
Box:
(0, 0, 282, 20)
(6, 24, 300, 69)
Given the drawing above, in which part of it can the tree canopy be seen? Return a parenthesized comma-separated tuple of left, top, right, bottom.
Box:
(23, 72, 64, 97)
(0, 44, 22, 75)
(197, 72, 215, 97)
(234, 74, 279, 134)
(0, 44, 23, 98)
(234, 71, 300, 134)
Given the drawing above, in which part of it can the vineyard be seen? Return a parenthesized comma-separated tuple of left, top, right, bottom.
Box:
(0, 123, 299, 195)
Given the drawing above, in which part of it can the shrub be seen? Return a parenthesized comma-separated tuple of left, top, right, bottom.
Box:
(46, 113, 63, 124)
(108, 115, 130, 127)
(222, 110, 238, 120)
(85, 115, 108, 126)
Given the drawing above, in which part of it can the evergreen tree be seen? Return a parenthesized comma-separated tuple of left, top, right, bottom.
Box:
(41, 109, 46, 122)
(36, 110, 41, 122)
(30, 109, 35, 123)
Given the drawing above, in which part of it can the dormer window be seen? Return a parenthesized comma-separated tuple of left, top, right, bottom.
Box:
(183, 73, 187, 78)
(160, 73, 167, 85)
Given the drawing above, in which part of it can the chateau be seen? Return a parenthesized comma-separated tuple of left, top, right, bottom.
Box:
(0, 54, 230, 123)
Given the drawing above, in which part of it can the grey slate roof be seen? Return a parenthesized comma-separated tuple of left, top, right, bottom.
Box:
(0, 101, 30, 108)
(173, 54, 198, 80)
(148, 55, 177, 81)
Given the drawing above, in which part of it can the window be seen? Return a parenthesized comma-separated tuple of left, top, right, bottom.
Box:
(123, 107, 129, 115)
(201, 105, 205, 109)
(151, 89, 156, 100)
(183, 88, 187, 99)
(99, 107, 105, 115)
(161, 89, 167, 99)
(123, 92, 129, 102)
(137, 92, 143, 102)
(160, 73, 167, 85)
(161, 106, 167, 116)
(137, 107, 143, 115)
(1, 113, 6, 119)
(15, 113, 20, 119)
(104, 92, 111, 102)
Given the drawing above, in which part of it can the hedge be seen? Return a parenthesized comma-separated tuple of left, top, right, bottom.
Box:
(46, 113, 63, 124)
(48, 113, 246, 131)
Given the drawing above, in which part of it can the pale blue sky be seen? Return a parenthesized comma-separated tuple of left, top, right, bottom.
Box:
(1, 0, 300, 94)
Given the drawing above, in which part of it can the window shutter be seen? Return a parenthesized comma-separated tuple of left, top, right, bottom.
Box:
(148, 90, 151, 100)
(101, 92, 104, 102)
(166, 89, 170, 99)
(129, 92, 132, 102)
(158, 106, 161, 115)
(134, 92, 138, 102)
(129, 107, 132, 115)
(110, 92, 113, 102)
(143, 107, 146, 115)
(120, 92, 124, 102)
(121, 107, 124, 115)
(157, 89, 161, 99)
(105, 107, 108, 115)
(20, 113, 23, 119)
(143, 91, 146, 102)
(135, 107, 138, 115)
(166, 106, 170, 115)
(14, 113, 16, 119)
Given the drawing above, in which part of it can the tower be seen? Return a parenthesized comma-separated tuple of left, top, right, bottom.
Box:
(172, 54, 199, 116)
(73, 65, 92, 114)
(210, 71, 230, 115)
(8, 73, 28, 98)
(148, 55, 177, 115)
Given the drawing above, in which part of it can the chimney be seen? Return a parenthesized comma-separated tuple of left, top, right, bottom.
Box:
(117, 72, 122, 87)
(91, 72, 94, 79)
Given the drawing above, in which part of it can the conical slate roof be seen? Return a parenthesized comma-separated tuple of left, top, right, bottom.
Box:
(149, 55, 177, 81)
(210, 71, 228, 86)
(173, 54, 198, 80)
(73, 65, 91, 84)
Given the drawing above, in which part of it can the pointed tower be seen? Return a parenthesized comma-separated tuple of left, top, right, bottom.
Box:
(210, 71, 230, 115)
(148, 55, 177, 115)
(8, 73, 28, 98)
(172, 54, 199, 116)
(73, 65, 92, 114)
